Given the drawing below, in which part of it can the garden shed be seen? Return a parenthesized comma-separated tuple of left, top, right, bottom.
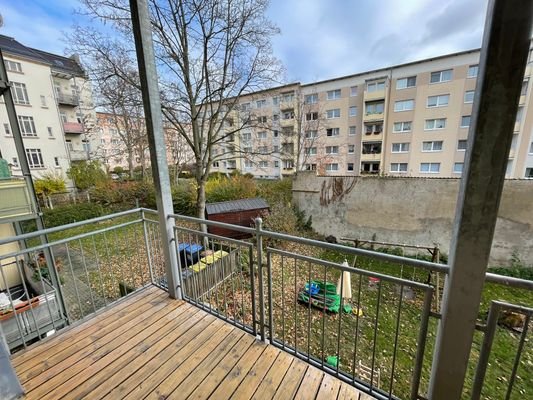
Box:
(205, 198, 269, 239)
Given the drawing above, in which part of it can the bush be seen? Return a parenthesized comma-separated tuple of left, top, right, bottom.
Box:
(89, 181, 157, 209)
(261, 201, 299, 237)
(67, 160, 108, 190)
(21, 203, 106, 232)
(34, 172, 66, 196)
(257, 178, 292, 205)
(172, 183, 196, 215)
(205, 175, 257, 203)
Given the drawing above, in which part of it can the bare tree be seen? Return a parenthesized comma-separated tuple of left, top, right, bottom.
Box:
(71, 0, 282, 224)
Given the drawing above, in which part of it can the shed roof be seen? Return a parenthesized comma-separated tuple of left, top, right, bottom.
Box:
(206, 198, 269, 215)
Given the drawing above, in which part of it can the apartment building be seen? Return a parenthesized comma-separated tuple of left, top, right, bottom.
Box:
(214, 48, 533, 179)
(0, 35, 95, 185)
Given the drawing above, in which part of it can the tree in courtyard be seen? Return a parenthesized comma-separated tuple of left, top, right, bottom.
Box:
(67, 160, 108, 190)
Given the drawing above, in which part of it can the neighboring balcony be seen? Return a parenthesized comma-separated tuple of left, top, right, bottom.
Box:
(69, 149, 89, 161)
(363, 111, 385, 122)
(56, 93, 79, 107)
(63, 122, 84, 134)
(363, 89, 386, 102)
(0, 177, 36, 221)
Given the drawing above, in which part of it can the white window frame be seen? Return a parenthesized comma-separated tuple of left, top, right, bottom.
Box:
(422, 141, 443, 152)
(12, 82, 30, 105)
(348, 145, 355, 154)
(327, 89, 341, 100)
(326, 108, 341, 119)
(306, 112, 318, 121)
(54, 157, 60, 167)
(453, 163, 464, 174)
(349, 106, 357, 117)
(391, 143, 410, 153)
(242, 132, 252, 141)
(366, 101, 384, 115)
(25, 148, 44, 169)
(367, 81, 385, 92)
(420, 162, 441, 173)
(393, 121, 412, 133)
(427, 94, 449, 108)
(349, 126, 356, 135)
(350, 86, 358, 96)
(457, 140, 468, 151)
(394, 99, 414, 112)
(529, 142, 533, 154)
(305, 130, 318, 139)
(5, 60, 22, 73)
(424, 118, 446, 130)
(347, 163, 354, 171)
(257, 131, 267, 139)
(464, 91, 475, 103)
(256, 99, 266, 108)
(326, 128, 340, 137)
(12, 157, 19, 168)
(304, 94, 318, 104)
(461, 115, 471, 128)
(396, 76, 416, 90)
(390, 163, 408, 173)
(467, 65, 479, 78)
(305, 147, 317, 155)
(259, 161, 268, 168)
(325, 163, 339, 171)
(4, 123, 11, 136)
(18, 115, 37, 137)
(430, 69, 453, 84)
(325, 146, 339, 155)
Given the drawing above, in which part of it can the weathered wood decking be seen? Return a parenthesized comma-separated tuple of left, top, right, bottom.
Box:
(12, 285, 372, 399)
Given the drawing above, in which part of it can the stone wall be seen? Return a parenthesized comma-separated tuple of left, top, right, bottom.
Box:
(292, 172, 533, 266)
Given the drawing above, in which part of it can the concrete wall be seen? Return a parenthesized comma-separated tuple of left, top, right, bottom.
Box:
(292, 172, 533, 266)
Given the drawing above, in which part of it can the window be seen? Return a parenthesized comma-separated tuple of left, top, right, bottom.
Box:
(306, 112, 318, 121)
(457, 140, 467, 151)
(349, 106, 357, 117)
(4, 123, 11, 136)
(422, 141, 443, 152)
(282, 111, 294, 120)
(11, 157, 19, 168)
(18, 115, 37, 136)
(453, 163, 464, 174)
(521, 80, 529, 96)
(325, 146, 339, 155)
(5, 60, 22, 72)
(273, 130, 279, 137)
(420, 162, 440, 173)
(430, 69, 453, 83)
(304, 94, 318, 104)
(305, 130, 318, 139)
(60, 111, 67, 123)
(100, 138, 106, 144)
(364, 123, 383, 135)
(326, 128, 340, 137)
(305, 147, 317, 155)
(54, 157, 60, 167)
(66, 139, 74, 150)
(464, 90, 475, 103)
(242, 132, 252, 141)
(326, 109, 340, 119)
(259, 161, 268, 168)
(391, 143, 410, 153)
(243, 146, 252, 153)
(349, 126, 356, 135)
(40, 95, 47, 107)
(326, 163, 339, 171)
(427, 94, 449, 108)
(350, 86, 358, 96)
(272, 97, 279, 106)
(47, 127, 53, 137)
(212, 161, 220, 168)
(394, 99, 414, 112)
(25, 149, 44, 168)
(282, 93, 294, 103)
(361, 162, 380, 174)
(258, 146, 268, 154)
(425, 118, 446, 130)
(327, 89, 341, 100)
(366, 101, 384, 115)
(244, 160, 253, 169)
(272, 114, 279, 121)
(257, 116, 268, 123)
(256, 99, 266, 108)
(393, 121, 412, 132)
(367, 81, 385, 92)
(461, 115, 471, 128)
(348, 145, 355, 154)
(390, 163, 408, 173)
(396, 76, 416, 89)
(467, 65, 479, 78)
(241, 102, 251, 111)
(111, 139, 119, 145)
(283, 160, 294, 169)
(11, 82, 30, 105)
(515, 106, 524, 124)
(257, 131, 267, 139)
(274, 161, 280, 168)
(362, 142, 382, 154)
(273, 145, 279, 153)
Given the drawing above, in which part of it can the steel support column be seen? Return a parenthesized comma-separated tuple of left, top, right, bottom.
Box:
(428, 1, 533, 398)
(129, 0, 182, 299)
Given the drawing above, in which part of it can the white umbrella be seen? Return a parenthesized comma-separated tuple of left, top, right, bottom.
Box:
(337, 260, 352, 300)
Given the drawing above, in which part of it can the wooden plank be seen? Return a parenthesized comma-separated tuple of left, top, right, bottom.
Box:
(229, 345, 280, 399)
(12, 286, 165, 371)
(185, 336, 258, 399)
(114, 315, 227, 400)
(144, 327, 247, 400)
(293, 365, 324, 400)
(337, 383, 362, 400)
(22, 296, 182, 398)
(251, 352, 294, 400)
(272, 358, 308, 400)
(315, 373, 342, 400)
(207, 341, 268, 399)
(16, 290, 169, 380)
(38, 303, 199, 400)
(91, 314, 228, 400)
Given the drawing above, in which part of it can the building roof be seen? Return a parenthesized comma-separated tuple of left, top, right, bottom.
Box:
(0, 35, 85, 77)
(206, 198, 269, 215)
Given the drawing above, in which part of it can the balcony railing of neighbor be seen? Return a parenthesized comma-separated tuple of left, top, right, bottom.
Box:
(1, 208, 531, 399)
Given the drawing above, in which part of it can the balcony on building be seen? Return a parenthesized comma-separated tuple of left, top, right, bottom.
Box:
(69, 149, 89, 161)
(360, 161, 380, 174)
(279, 92, 295, 110)
(56, 93, 79, 107)
(363, 80, 386, 102)
(0, 177, 37, 221)
(363, 101, 385, 122)
(63, 122, 84, 134)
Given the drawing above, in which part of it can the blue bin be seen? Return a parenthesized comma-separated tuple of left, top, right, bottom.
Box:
(177, 243, 204, 267)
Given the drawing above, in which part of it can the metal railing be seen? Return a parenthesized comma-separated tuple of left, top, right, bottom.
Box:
(1, 207, 531, 399)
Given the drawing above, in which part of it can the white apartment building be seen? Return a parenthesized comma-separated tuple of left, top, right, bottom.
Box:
(0, 35, 95, 186)
(213, 48, 533, 179)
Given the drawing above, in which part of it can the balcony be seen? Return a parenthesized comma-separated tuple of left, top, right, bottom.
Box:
(1, 209, 532, 400)
(363, 89, 386, 101)
(56, 93, 79, 107)
(63, 122, 83, 134)
(0, 177, 36, 221)
(363, 111, 385, 122)
(360, 152, 382, 162)
(68, 149, 88, 161)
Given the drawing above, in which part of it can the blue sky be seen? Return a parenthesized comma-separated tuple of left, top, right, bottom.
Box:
(0, 0, 487, 83)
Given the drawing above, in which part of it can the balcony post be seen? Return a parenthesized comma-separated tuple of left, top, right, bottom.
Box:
(129, 0, 182, 299)
(428, 1, 532, 398)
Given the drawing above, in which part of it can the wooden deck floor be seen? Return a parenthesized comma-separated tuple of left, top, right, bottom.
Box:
(12, 285, 372, 400)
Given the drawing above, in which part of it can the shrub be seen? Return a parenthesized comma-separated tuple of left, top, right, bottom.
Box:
(205, 175, 257, 203)
(67, 160, 108, 190)
(261, 201, 299, 238)
(257, 178, 292, 205)
(172, 183, 196, 215)
(34, 172, 67, 196)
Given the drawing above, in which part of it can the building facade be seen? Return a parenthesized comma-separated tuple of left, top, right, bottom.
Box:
(213, 48, 533, 179)
(0, 35, 95, 186)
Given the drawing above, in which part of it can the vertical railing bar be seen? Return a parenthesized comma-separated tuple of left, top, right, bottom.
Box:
(389, 284, 404, 398)
(256, 218, 265, 342)
(102, 232, 119, 301)
(112, 230, 127, 297)
(78, 239, 97, 313)
(281, 254, 285, 348)
(91, 236, 108, 307)
(293, 257, 298, 355)
(249, 245, 257, 336)
(504, 313, 530, 400)
(307, 260, 312, 362)
(32, 252, 57, 332)
(336, 269, 344, 376)
(227, 241, 237, 325)
(352, 273, 363, 383)
(369, 280, 382, 392)
(65, 242, 83, 319)
(15, 255, 43, 339)
(0, 258, 27, 348)
(321, 263, 326, 369)
(142, 211, 155, 285)
(132, 226, 146, 287)
(121, 228, 136, 293)
(239, 246, 246, 327)
(410, 286, 434, 400)
(267, 250, 274, 342)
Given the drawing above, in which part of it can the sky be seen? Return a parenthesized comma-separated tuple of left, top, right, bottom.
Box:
(0, 0, 488, 83)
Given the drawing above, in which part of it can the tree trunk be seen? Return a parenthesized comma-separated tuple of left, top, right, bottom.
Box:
(196, 179, 207, 229)
(128, 151, 134, 179)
